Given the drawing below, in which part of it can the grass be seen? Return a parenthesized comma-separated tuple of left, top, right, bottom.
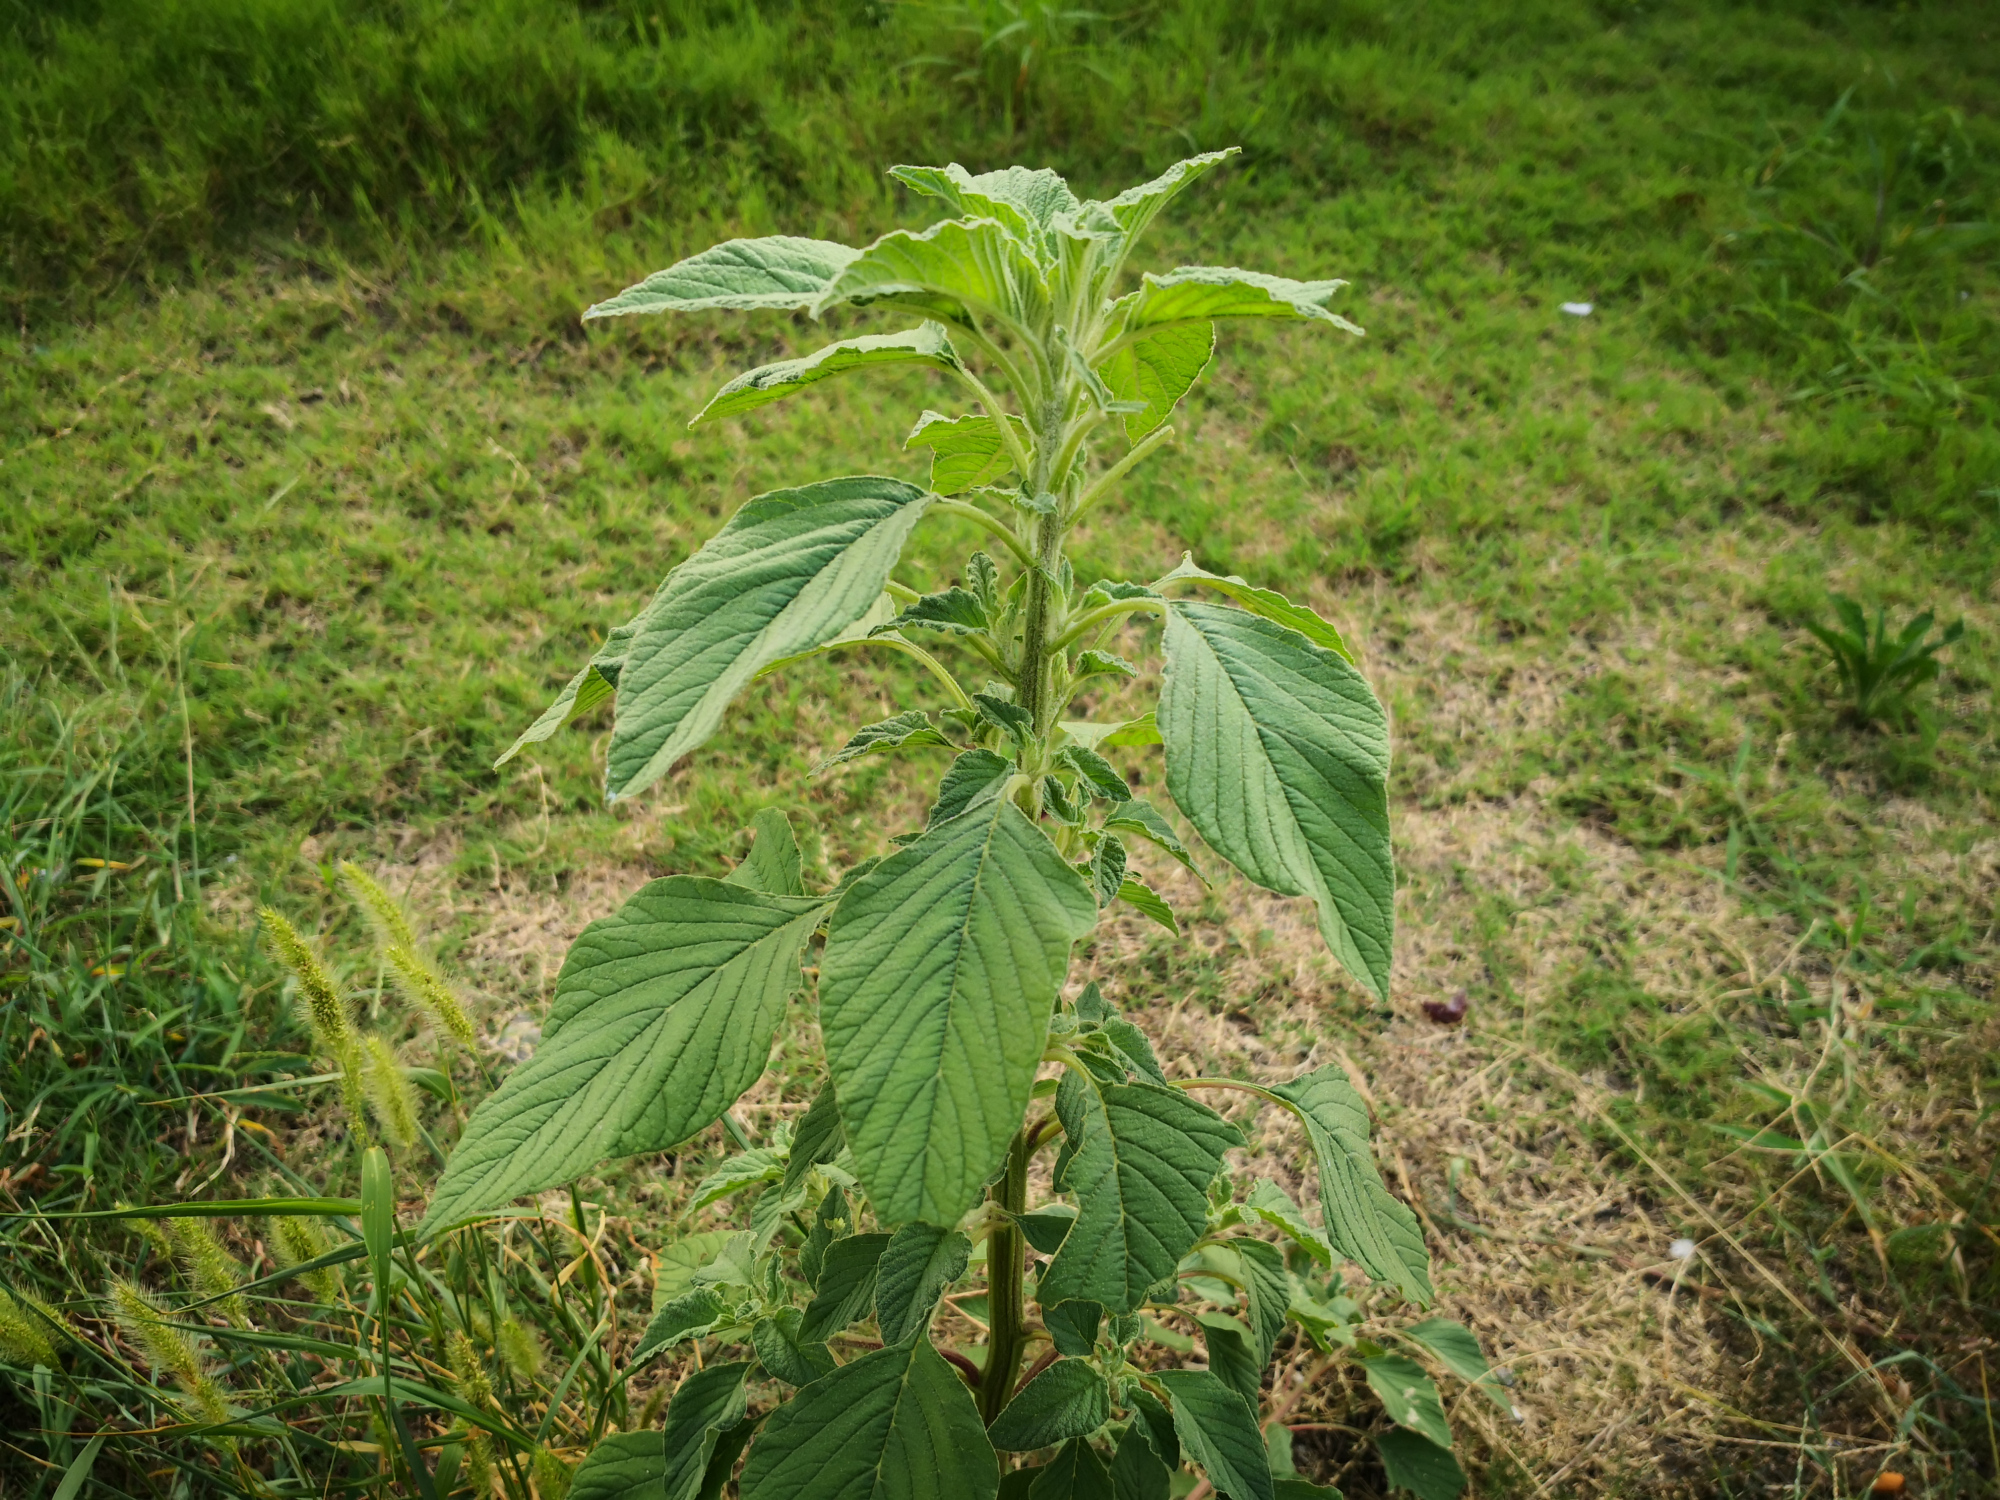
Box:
(2, 0, 1997, 1494)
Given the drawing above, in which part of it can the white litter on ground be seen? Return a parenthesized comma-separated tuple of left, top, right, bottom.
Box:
(1560, 301, 1594, 316)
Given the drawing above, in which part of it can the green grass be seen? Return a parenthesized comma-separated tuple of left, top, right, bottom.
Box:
(2, 0, 1997, 1495)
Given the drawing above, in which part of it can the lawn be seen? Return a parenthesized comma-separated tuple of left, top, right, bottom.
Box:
(2, 1, 1996, 1496)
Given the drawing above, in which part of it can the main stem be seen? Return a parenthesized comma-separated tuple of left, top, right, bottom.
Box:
(979, 1127, 1032, 1425)
(1015, 397, 1070, 738)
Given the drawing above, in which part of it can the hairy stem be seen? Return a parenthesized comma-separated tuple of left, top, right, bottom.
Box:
(979, 1128, 1032, 1426)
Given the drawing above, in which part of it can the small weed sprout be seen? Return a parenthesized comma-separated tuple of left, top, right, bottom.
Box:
(1806, 592, 1964, 728)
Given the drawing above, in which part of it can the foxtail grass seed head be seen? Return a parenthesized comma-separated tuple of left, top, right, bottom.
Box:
(260, 907, 353, 1057)
(448, 1328, 495, 1407)
(167, 1218, 247, 1323)
(497, 1316, 543, 1381)
(0, 1285, 60, 1366)
(532, 1447, 572, 1500)
(108, 1278, 227, 1422)
(268, 1216, 341, 1304)
(384, 942, 477, 1049)
(336, 1037, 372, 1146)
(339, 861, 417, 952)
(465, 1430, 495, 1495)
(362, 1033, 420, 1149)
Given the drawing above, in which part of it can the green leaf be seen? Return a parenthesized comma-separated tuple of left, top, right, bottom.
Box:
(1039, 1078, 1241, 1313)
(1268, 1066, 1431, 1305)
(1113, 267, 1362, 338)
(880, 587, 991, 637)
(1156, 1369, 1273, 1500)
(1074, 649, 1139, 684)
(1098, 321, 1214, 440)
(700, 1420, 761, 1500)
(1154, 559, 1353, 661)
(569, 1432, 664, 1500)
(50, 1436, 105, 1500)
(820, 798, 1098, 1225)
(585, 237, 860, 317)
(799, 1232, 893, 1342)
(989, 1359, 1112, 1451)
(801, 1185, 852, 1290)
(1231, 1238, 1291, 1365)
(693, 324, 961, 425)
(424, 878, 823, 1229)
(874, 1222, 971, 1345)
(1273, 1482, 1343, 1500)
(1159, 602, 1392, 999)
(926, 748, 1015, 826)
(1101, 800, 1199, 878)
(1061, 712, 1163, 751)
(1194, 1312, 1261, 1412)
(753, 1308, 838, 1387)
(655, 1231, 744, 1306)
(1359, 1354, 1451, 1449)
(1089, 149, 1240, 245)
(1374, 1431, 1465, 1500)
(1111, 1420, 1172, 1500)
(905, 410, 1028, 495)
(1042, 1299, 1103, 1357)
(1402, 1319, 1510, 1413)
(724, 809, 807, 897)
(781, 1081, 845, 1196)
(738, 1337, 997, 1500)
(1129, 1389, 1180, 1470)
(633, 1288, 727, 1365)
(1242, 1180, 1332, 1266)
(1062, 745, 1131, 803)
(494, 651, 621, 769)
(815, 218, 1049, 333)
(1089, 835, 1128, 907)
(724, 816, 808, 900)
(819, 711, 955, 772)
(974, 692, 1035, 741)
(890, 163, 1081, 261)
(605, 476, 934, 800)
(1115, 878, 1179, 935)
(659, 1363, 753, 1500)
(690, 1147, 786, 1210)
(1026, 1439, 1116, 1500)
(1016, 1204, 1080, 1254)
(1098, 1017, 1166, 1086)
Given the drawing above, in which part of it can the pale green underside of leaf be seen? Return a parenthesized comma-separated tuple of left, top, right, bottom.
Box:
(1061, 712, 1161, 750)
(1096, 149, 1240, 241)
(1361, 1353, 1453, 1449)
(494, 620, 631, 767)
(585, 236, 860, 317)
(1097, 321, 1213, 440)
(1159, 602, 1392, 999)
(606, 476, 934, 800)
(820, 798, 1099, 1225)
(1404, 1318, 1511, 1410)
(1269, 1065, 1433, 1305)
(814, 217, 1050, 331)
(1039, 1079, 1239, 1313)
(889, 163, 1080, 261)
(739, 1338, 997, 1500)
(423, 878, 823, 1229)
(1116, 266, 1364, 337)
(1155, 556, 1353, 660)
(904, 409, 1030, 495)
(1115, 877, 1178, 934)
(693, 323, 961, 426)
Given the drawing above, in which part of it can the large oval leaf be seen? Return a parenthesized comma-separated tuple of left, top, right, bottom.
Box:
(692, 324, 962, 426)
(1113, 266, 1363, 336)
(813, 218, 1050, 335)
(1037, 1077, 1241, 1314)
(584, 237, 860, 317)
(1159, 602, 1393, 1000)
(1268, 1064, 1432, 1305)
(423, 878, 823, 1229)
(820, 798, 1098, 1225)
(607, 476, 934, 800)
(739, 1338, 997, 1500)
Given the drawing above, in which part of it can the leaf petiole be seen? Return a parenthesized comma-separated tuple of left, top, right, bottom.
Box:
(930, 498, 1034, 566)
